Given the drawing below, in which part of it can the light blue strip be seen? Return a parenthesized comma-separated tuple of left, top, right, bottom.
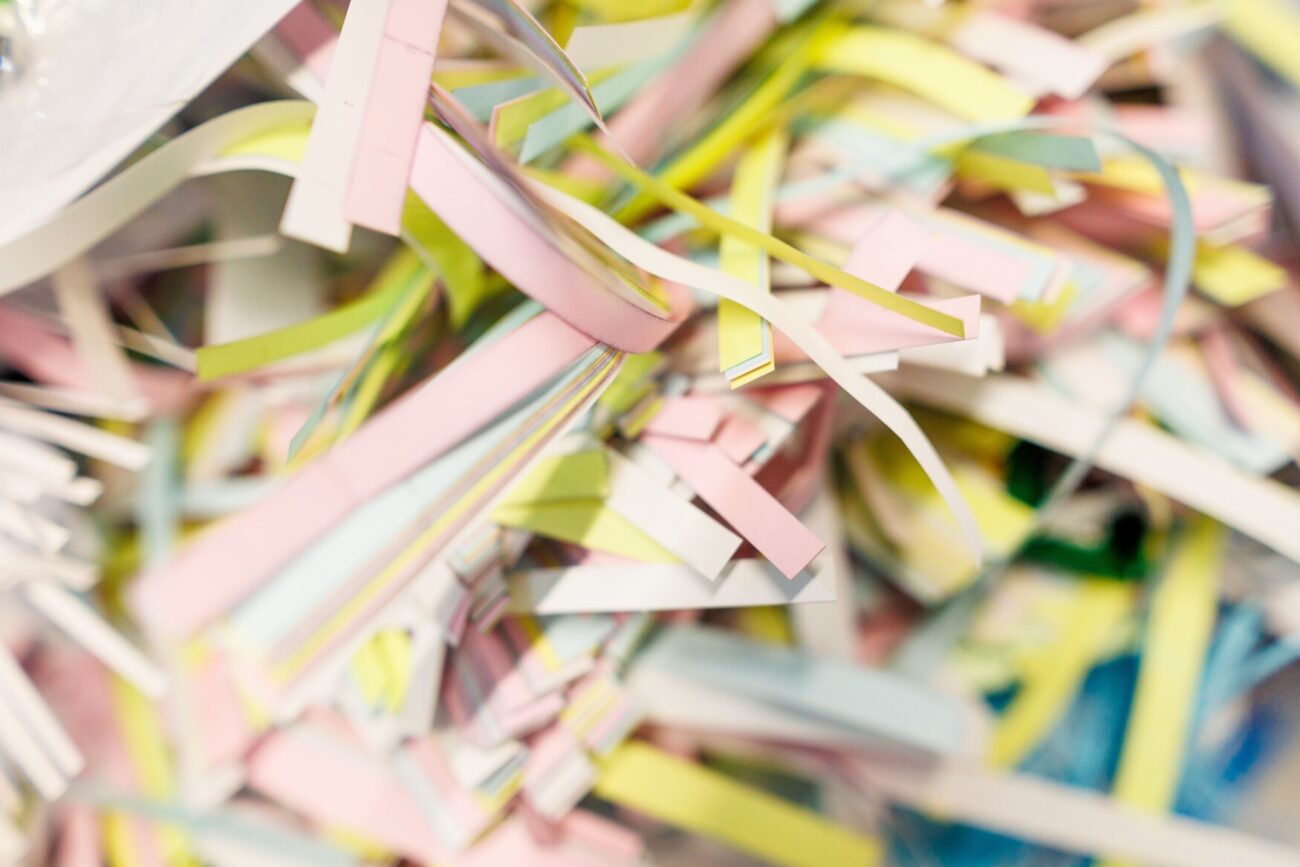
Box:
(69, 783, 358, 867)
(637, 624, 965, 754)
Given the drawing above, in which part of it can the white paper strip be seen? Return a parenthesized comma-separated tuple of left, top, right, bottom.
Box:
(0, 645, 83, 779)
(604, 450, 742, 579)
(507, 557, 834, 615)
(0, 397, 151, 470)
(847, 754, 1300, 867)
(24, 582, 167, 698)
(51, 258, 142, 405)
(530, 180, 983, 564)
(279, 0, 393, 251)
(882, 368, 1300, 565)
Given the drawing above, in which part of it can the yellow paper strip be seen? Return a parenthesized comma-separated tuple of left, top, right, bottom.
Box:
(594, 741, 882, 867)
(1225, 0, 1300, 91)
(570, 137, 967, 338)
(1191, 241, 1287, 307)
(718, 127, 787, 384)
(1099, 517, 1223, 867)
(569, 0, 692, 23)
(110, 676, 198, 867)
(957, 150, 1056, 196)
(614, 30, 815, 223)
(497, 449, 610, 505)
(990, 579, 1134, 768)
(815, 26, 1035, 123)
(491, 500, 678, 563)
(195, 247, 433, 380)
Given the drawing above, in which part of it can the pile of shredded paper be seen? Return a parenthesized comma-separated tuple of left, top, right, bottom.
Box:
(6, 0, 1300, 864)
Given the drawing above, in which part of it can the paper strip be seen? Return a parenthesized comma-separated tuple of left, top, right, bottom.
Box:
(643, 435, 822, 578)
(132, 311, 596, 639)
(531, 180, 983, 565)
(718, 128, 787, 386)
(815, 26, 1035, 122)
(280, 0, 392, 251)
(951, 11, 1107, 100)
(1099, 518, 1224, 867)
(594, 741, 882, 867)
(883, 368, 1300, 564)
(345, 0, 450, 235)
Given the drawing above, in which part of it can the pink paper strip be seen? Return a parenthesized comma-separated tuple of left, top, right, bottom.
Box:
(410, 125, 685, 352)
(1201, 327, 1251, 427)
(246, 723, 451, 864)
(345, 0, 449, 234)
(274, 1, 338, 83)
(193, 652, 257, 771)
(452, 815, 641, 867)
(131, 312, 596, 640)
(820, 209, 928, 325)
(788, 202, 1048, 303)
(841, 210, 930, 292)
(0, 305, 193, 411)
(54, 807, 100, 867)
(642, 396, 724, 440)
(744, 383, 826, 423)
(402, 736, 486, 830)
(952, 11, 1106, 100)
(642, 435, 823, 578)
(812, 294, 982, 359)
(712, 413, 767, 465)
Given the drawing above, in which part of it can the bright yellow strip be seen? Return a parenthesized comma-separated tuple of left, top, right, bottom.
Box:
(378, 629, 413, 710)
(495, 89, 571, 149)
(569, 0, 691, 23)
(111, 677, 199, 867)
(957, 150, 1056, 196)
(736, 606, 793, 645)
(350, 638, 389, 707)
(598, 351, 663, 413)
(718, 127, 786, 384)
(815, 26, 1035, 123)
(333, 264, 438, 442)
(433, 65, 530, 90)
(1099, 517, 1223, 867)
(514, 615, 565, 673)
(1071, 155, 1198, 195)
(1011, 281, 1079, 334)
(497, 449, 610, 505)
(522, 165, 609, 204)
(221, 120, 312, 162)
(491, 500, 678, 563)
(614, 32, 817, 223)
(196, 247, 433, 380)
(990, 579, 1134, 768)
(335, 345, 402, 443)
(572, 137, 967, 338)
(1192, 241, 1287, 307)
(322, 827, 393, 862)
(103, 813, 141, 867)
(617, 393, 663, 438)
(594, 742, 882, 867)
(402, 194, 491, 330)
(181, 389, 239, 468)
(1225, 0, 1300, 90)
